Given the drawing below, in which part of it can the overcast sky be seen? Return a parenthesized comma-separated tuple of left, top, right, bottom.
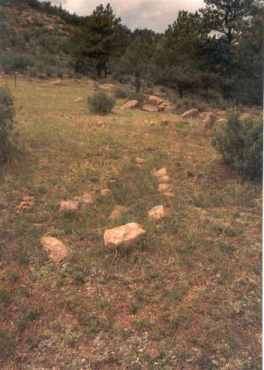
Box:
(56, 0, 205, 32)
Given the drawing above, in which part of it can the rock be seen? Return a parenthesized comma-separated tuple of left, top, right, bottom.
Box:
(163, 191, 175, 198)
(158, 102, 171, 111)
(121, 100, 139, 110)
(59, 200, 79, 212)
(153, 168, 168, 178)
(182, 108, 199, 119)
(158, 183, 172, 193)
(81, 192, 94, 204)
(50, 79, 63, 86)
(104, 223, 146, 249)
(40, 236, 69, 263)
(148, 205, 168, 221)
(16, 196, 34, 212)
(74, 97, 83, 103)
(204, 112, 217, 129)
(101, 188, 112, 197)
(99, 83, 116, 91)
(148, 95, 164, 106)
(135, 157, 145, 165)
(158, 175, 170, 183)
(109, 206, 129, 221)
(142, 104, 159, 113)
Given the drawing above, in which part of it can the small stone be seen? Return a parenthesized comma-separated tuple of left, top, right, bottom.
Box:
(182, 108, 199, 119)
(158, 183, 172, 193)
(153, 168, 168, 178)
(104, 223, 146, 249)
(74, 97, 83, 103)
(158, 175, 170, 183)
(121, 100, 139, 110)
(135, 157, 145, 165)
(109, 206, 129, 221)
(163, 192, 175, 198)
(142, 104, 159, 113)
(59, 200, 79, 212)
(148, 205, 168, 221)
(81, 192, 94, 205)
(40, 236, 69, 263)
(100, 188, 112, 197)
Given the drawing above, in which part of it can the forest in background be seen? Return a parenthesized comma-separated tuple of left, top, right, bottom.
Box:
(0, 0, 263, 105)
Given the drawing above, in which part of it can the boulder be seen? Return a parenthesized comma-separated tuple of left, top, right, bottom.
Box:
(59, 200, 79, 212)
(182, 108, 199, 119)
(40, 236, 69, 263)
(158, 175, 170, 183)
(104, 223, 146, 249)
(148, 205, 168, 221)
(121, 100, 139, 110)
(109, 206, 129, 221)
(135, 157, 145, 165)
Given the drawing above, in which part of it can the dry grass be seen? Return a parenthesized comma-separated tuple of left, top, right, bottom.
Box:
(0, 77, 261, 370)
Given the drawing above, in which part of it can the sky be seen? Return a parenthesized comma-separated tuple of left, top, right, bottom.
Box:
(55, 0, 205, 32)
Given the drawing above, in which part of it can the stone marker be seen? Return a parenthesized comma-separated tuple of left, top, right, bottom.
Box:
(148, 205, 168, 221)
(135, 157, 145, 165)
(40, 236, 68, 263)
(101, 188, 112, 197)
(153, 168, 168, 178)
(158, 175, 170, 183)
(104, 223, 146, 249)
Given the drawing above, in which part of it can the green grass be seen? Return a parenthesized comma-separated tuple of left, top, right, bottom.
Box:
(0, 77, 261, 370)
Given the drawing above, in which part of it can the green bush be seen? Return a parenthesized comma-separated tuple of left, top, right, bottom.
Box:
(212, 112, 263, 181)
(114, 87, 129, 99)
(0, 87, 16, 162)
(88, 91, 115, 115)
(0, 53, 34, 73)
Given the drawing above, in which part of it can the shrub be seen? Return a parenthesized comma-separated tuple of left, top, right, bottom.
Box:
(212, 112, 263, 181)
(0, 53, 34, 73)
(114, 87, 129, 99)
(88, 91, 115, 115)
(0, 87, 16, 162)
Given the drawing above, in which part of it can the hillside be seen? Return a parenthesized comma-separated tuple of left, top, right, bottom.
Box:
(0, 77, 261, 369)
(0, 0, 81, 76)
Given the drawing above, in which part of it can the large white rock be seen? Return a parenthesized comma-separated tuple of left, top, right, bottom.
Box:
(40, 236, 69, 263)
(104, 223, 146, 249)
(158, 183, 172, 193)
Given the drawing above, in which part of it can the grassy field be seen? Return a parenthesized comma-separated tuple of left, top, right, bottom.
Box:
(0, 77, 262, 370)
